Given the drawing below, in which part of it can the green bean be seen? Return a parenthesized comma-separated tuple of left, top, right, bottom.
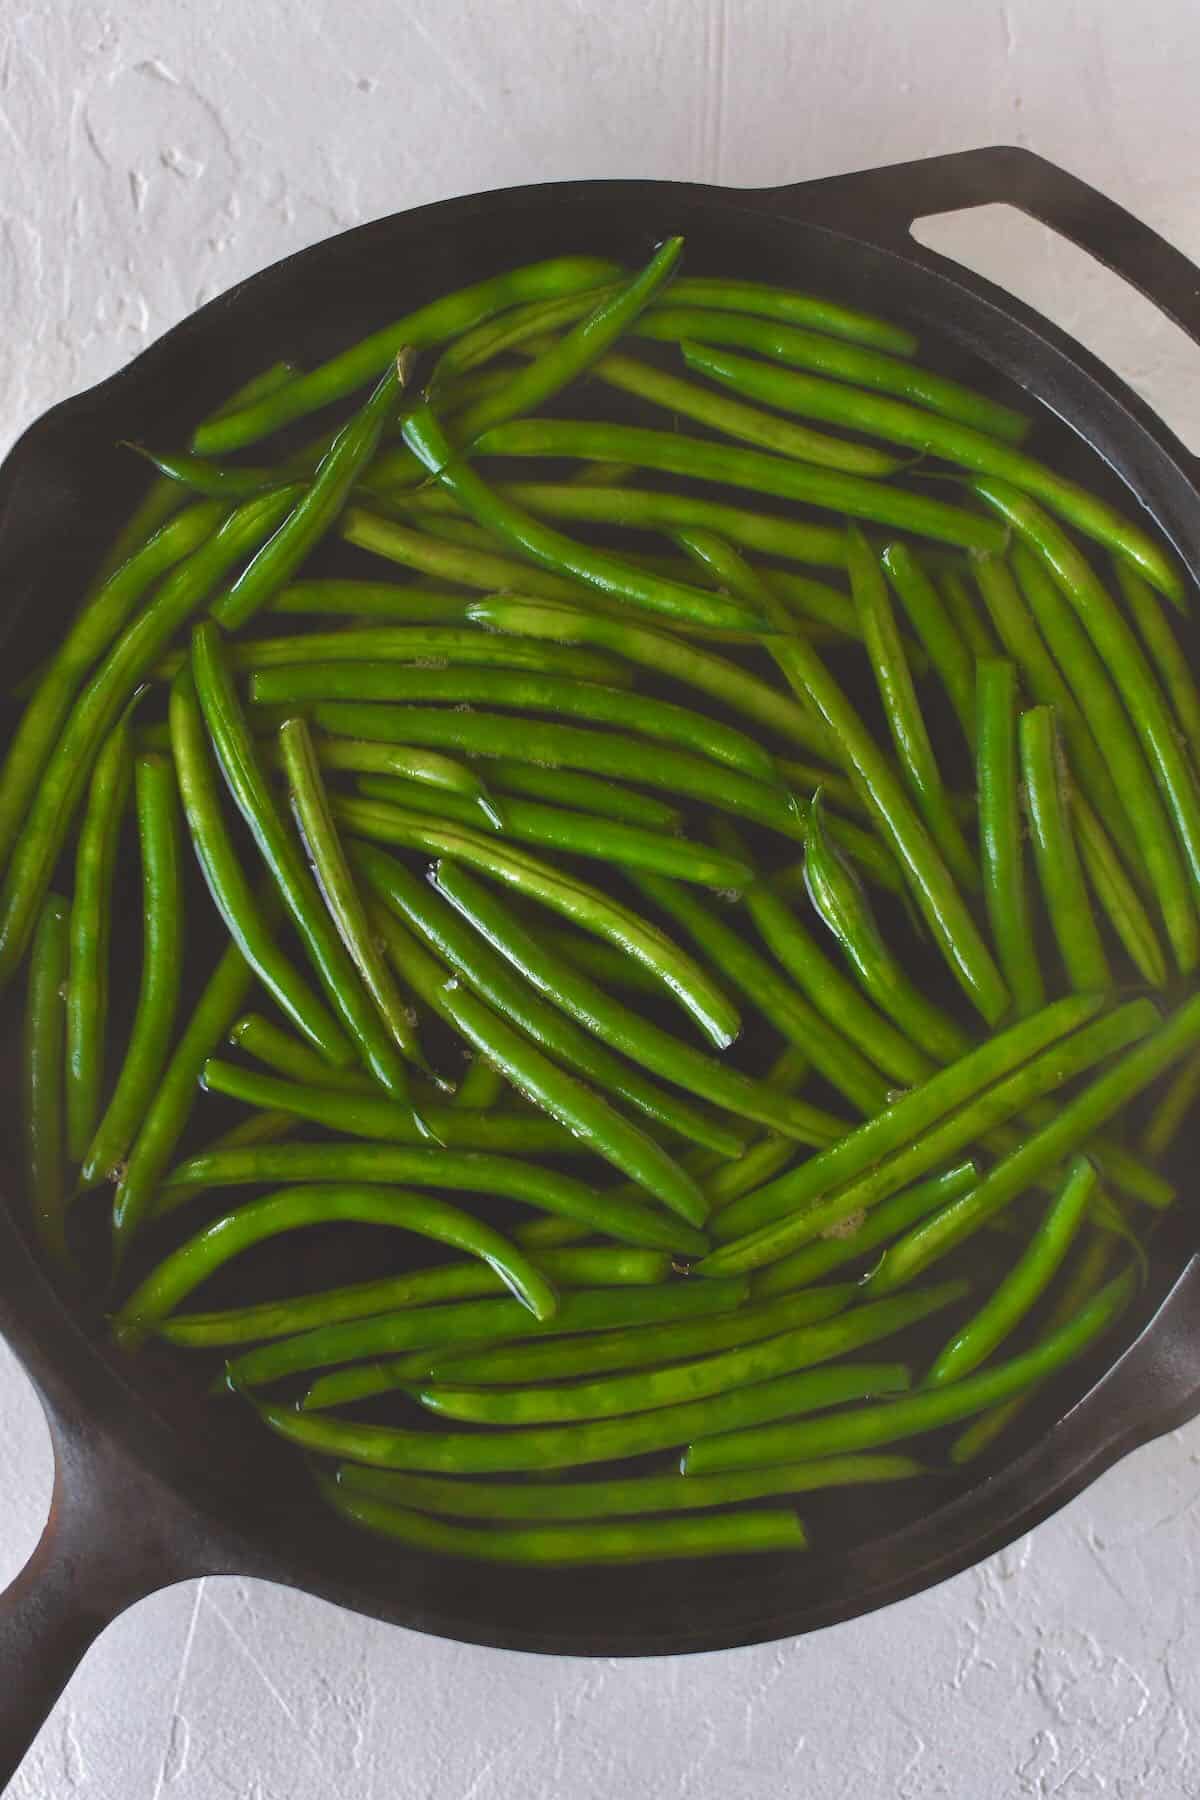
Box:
(159, 1247, 675, 1349)
(322, 1479, 806, 1563)
(709, 992, 1105, 1245)
(429, 284, 621, 385)
(337, 1453, 924, 1522)
(984, 486, 1200, 930)
(112, 930, 258, 1244)
(227, 1014, 373, 1093)
(452, 1054, 506, 1110)
(1071, 788, 1168, 989)
(452, 237, 684, 444)
(114, 1183, 558, 1344)
(169, 669, 353, 1063)
(364, 879, 711, 1224)
(928, 1156, 1097, 1387)
(804, 793, 972, 1064)
(193, 257, 620, 455)
(476, 417, 1008, 555)
(665, 276, 919, 356)
(682, 1272, 1134, 1474)
(694, 1046, 811, 1211)
(81, 756, 183, 1184)
(513, 1215, 594, 1249)
(776, 760, 868, 821)
(341, 508, 591, 603)
(848, 531, 978, 890)
(24, 895, 70, 1262)
(768, 570, 865, 644)
(125, 441, 284, 499)
(975, 660, 1045, 1019)
(279, 716, 429, 1076)
(163, 1107, 299, 1208)
(268, 731, 499, 819)
(161, 1132, 700, 1257)
(267, 581, 475, 621)
(880, 542, 975, 747)
(422, 1285, 856, 1387)
(537, 926, 668, 998)
(465, 594, 833, 757)
(65, 719, 133, 1161)
(352, 774, 749, 888)
(1141, 1044, 1200, 1157)
(204, 626, 635, 689)
(940, 565, 999, 660)
(231, 1278, 749, 1388)
(190, 621, 412, 1096)
(870, 992, 1200, 1290)
(638, 305, 1027, 440)
(0, 488, 299, 989)
(973, 553, 1140, 873)
(354, 846, 751, 1157)
(423, 1282, 965, 1426)
(627, 870, 893, 1118)
(255, 1361, 909, 1474)
(0, 500, 222, 870)
(1020, 707, 1111, 993)
(682, 341, 1175, 597)
(486, 761, 681, 831)
(1115, 560, 1200, 754)
(751, 1164, 979, 1298)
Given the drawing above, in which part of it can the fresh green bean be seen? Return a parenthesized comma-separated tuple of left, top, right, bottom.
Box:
(1020, 706, 1111, 994)
(267, 581, 475, 621)
(940, 565, 999, 659)
(881, 542, 975, 747)
(1141, 1044, 1200, 1157)
(169, 669, 353, 1063)
(683, 1273, 1134, 1474)
(870, 992, 1200, 1290)
(163, 1107, 299, 1208)
(776, 760, 868, 821)
(0, 488, 299, 989)
(928, 1156, 1097, 1386)
(227, 1014, 373, 1093)
(254, 1361, 909, 1473)
(279, 716, 428, 1077)
(24, 895, 70, 1262)
(422, 1282, 965, 1425)
(81, 756, 183, 1184)
(637, 305, 1027, 440)
(537, 926, 669, 998)
(513, 1215, 594, 1249)
(1071, 788, 1168, 989)
(1115, 559, 1200, 754)
(190, 621, 412, 1096)
(751, 1164, 979, 1297)
(115, 1184, 558, 1343)
(485, 761, 681, 831)
(0, 500, 222, 870)
(125, 441, 285, 499)
(476, 417, 1008, 555)
(429, 284, 620, 385)
(709, 992, 1105, 1244)
(972, 553, 1141, 873)
(200, 625, 634, 688)
(665, 276, 920, 356)
(451, 1054, 506, 1110)
(337, 1453, 923, 1521)
(268, 731, 499, 818)
(65, 718, 133, 1161)
(322, 1479, 806, 1563)
(683, 340, 1175, 597)
(975, 660, 1045, 1019)
(230, 1278, 749, 1388)
(193, 257, 621, 455)
(341, 508, 592, 603)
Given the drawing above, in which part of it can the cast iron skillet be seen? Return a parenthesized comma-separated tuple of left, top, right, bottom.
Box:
(2, 144, 1200, 1790)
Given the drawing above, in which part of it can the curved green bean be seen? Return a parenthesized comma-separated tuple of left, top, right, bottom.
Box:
(24, 895, 70, 1262)
(1019, 706, 1111, 994)
(975, 659, 1045, 1019)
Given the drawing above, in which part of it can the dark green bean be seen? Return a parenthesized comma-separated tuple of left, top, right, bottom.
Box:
(1115, 560, 1200, 754)
(170, 669, 353, 1063)
(0, 500, 222, 870)
(254, 1361, 909, 1473)
(881, 542, 975, 747)
(939, 565, 999, 659)
(485, 761, 682, 832)
(928, 1156, 1096, 1386)
(65, 718, 133, 1161)
(751, 1164, 979, 1298)
(475, 417, 1009, 555)
(683, 341, 1177, 599)
(0, 488, 299, 989)
(537, 925, 670, 998)
(709, 992, 1105, 1244)
(682, 1273, 1134, 1474)
(81, 756, 183, 1184)
(227, 1014, 372, 1093)
(190, 621, 412, 1096)
(24, 895, 70, 1262)
(975, 660, 1045, 1019)
(194, 257, 620, 455)
(268, 731, 498, 818)
(267, 580, 475, 621)
(1071, 788, 1168, 989)
(1141, 1044, 1200, 1157)
(163, 1107, 298, 1208)
(450, 1054, 505, 1110)
(1020, 706, 1111, 994)
(337, 1453, 923, 1522)
(322, 1479, 806, 1563)
(115, 1183, 558, 1343)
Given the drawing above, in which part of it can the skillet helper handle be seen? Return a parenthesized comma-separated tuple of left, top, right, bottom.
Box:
(0, 1403, 199, 1794)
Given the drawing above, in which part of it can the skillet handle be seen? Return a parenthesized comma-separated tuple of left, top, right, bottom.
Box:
(0, 1396, 201, 1794)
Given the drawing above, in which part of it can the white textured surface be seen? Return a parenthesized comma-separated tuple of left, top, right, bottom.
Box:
(4, 1, 1200, 1793)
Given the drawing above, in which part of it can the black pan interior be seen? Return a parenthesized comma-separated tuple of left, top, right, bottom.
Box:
(1, 176, 1198, 1655)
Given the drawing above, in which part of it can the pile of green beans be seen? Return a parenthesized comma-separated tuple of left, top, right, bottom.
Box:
(7, 237, 1195, 1570)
